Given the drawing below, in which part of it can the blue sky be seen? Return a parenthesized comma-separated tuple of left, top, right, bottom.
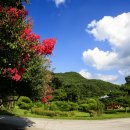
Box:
(26, 0, 130, 84)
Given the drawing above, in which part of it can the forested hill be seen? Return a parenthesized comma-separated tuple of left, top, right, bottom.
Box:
(52, 72, 120, 101)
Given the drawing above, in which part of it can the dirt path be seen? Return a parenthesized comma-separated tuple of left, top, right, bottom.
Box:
(0, 115, 130, 130)
(29, 118, 130, 130)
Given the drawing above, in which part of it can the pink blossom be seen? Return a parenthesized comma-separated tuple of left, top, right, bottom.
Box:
(24, 28, 32, 35)
(12, 73, 21, 81)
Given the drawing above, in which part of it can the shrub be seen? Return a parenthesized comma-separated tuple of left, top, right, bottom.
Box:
(18, 96, 32, 104)
(17, 96, 32, 110)
(18, 102, 32, 110)
(54, 101, 71, 111)
(79, 104, 90, 112)
(33, 101, 43, 108)
(68, 102, 79, 111)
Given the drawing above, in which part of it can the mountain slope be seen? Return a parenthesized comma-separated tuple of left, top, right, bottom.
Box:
(52, 72, 119, 101)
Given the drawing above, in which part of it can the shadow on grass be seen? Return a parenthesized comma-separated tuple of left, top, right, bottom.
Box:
(0, 109, 15, 116)
(0, 110, 35, 130)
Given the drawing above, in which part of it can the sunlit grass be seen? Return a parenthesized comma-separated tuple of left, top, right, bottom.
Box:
(1, 106, 130, 120)
(11, 108, 130, 120)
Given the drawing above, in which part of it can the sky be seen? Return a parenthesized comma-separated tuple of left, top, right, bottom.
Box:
(26, 0, 130, 84)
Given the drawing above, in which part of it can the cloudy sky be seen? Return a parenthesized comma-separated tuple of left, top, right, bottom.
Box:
(26, 0, 130, 84)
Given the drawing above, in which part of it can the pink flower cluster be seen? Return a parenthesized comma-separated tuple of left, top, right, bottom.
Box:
(7, 7, 28, 18)
(41, 95, 53, 103)
(41, 87, 53, 103)
(33, 38, 56, 55)
(3, 67, 26, 81)
(0, 6, 28, 25)
(41, 97, 47, 103)
(20, 27, 40, 43)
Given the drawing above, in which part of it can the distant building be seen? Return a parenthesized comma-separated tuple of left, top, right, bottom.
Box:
(100, 95, 109, 99)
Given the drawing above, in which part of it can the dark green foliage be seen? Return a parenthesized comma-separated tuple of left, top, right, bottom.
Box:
(116, 96, 130, 112)
(52, 72, 119, 101)
(0, 77, 18, 99)
(20, 56, 50, 99)
(121, 83, 130, 95)
(17, 96, 32, 110)
(108, 90, 126, 98)
(125, 76, 130, 84)
(0, 0, 28, 8)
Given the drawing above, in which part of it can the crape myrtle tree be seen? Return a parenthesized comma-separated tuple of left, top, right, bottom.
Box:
(0, 0, 56, 105)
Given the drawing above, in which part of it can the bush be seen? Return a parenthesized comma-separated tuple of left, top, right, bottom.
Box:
(54, 101, 71, 111)
(68, 102, 79, 111)
(79, 104, 90, 112)
(33, 101, 43, 108)
(18, 102, 32, 110)
(17, 96, 32, 110)
(18, 96, 32, 104)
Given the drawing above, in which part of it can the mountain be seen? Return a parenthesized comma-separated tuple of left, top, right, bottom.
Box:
(52, 72, 120, 102)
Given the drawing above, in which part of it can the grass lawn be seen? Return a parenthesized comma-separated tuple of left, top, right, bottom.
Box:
(0, 107, 130, 120)
(7, 108, 130, 120)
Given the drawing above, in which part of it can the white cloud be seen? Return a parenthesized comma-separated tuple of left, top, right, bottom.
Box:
(79, 69, 92, 79)
(79, 69, 118, 83)
(53, 0, 65, 7)
(96, 74, 118, 83)
(87, 13, 130, 48)
(83, 47, 118, 70)
(83, 12, 130, 76)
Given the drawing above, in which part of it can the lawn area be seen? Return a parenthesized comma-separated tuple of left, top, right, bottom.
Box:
(0, 107, 129, 120)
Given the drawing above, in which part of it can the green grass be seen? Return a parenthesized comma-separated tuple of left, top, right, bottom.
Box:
(1, 107, 130, 120)
(12, 108, 130, 120)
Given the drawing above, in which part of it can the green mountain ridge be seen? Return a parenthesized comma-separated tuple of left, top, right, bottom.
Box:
(52, 72, 120, 101)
